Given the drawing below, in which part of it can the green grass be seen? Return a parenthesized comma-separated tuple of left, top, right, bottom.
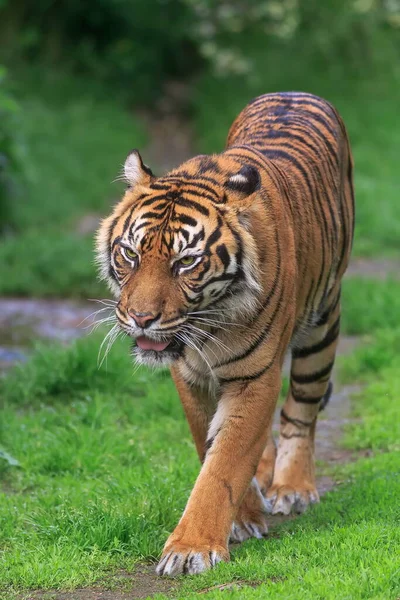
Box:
(167, 454, 400, 600)
(341, 278, 400, 336)
(0, 333, 196, 591)
(1, 324, 400, 598)
(0, 70, 146, 297)
(339, 329, 400, 451)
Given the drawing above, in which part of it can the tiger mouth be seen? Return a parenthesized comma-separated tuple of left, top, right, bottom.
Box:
(135, 335, 184, 354)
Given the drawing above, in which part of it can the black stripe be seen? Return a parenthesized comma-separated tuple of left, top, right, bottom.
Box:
(291, 389, 323, 404)
(288, 118, 338, 167)
(316, 292, 341, 326)
(292, 316, 340, 359)
(106, 216, 119, 276)
(205, 437, 214, 453)
(219, 317, 291, 384)
(216, 244, 230, 268)
(186, 227, 206, 249)
(184, 188, 219, 203)
(291, 360, 335, 385)
(175, 197, 209, 216)
(204, 220, 222, 251)
(216, 282, 285, 367)
(184, 181, 220, 199)
(177, 214, 197, 227)
(149, 182, 173, 191)
(280, 409, 314, 428)
(182, 556, 190, 574)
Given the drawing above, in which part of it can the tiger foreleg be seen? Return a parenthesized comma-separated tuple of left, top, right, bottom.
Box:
(170, 367, 214, 463)
(156, 368, 281, 576)
(255, 431, 276, 495)
(266, 299, 340, 515)
(229, 430, 276, 542)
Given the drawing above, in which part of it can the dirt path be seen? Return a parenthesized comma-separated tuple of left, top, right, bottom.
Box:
(345, 257, 400, 280)
(0, 298, 96, 372)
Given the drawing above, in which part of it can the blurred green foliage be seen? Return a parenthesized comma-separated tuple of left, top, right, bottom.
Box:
(0, 0, 200, 104)
(0, 66, 24, 232)
(0, 73, 146, 298)
(1, 0, 399, 97)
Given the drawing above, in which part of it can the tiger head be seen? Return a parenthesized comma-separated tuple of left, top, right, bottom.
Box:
(96, 149, 265, 366)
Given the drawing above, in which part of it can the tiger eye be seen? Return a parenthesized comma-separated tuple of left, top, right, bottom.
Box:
(179, 256, 196, 267)
(124, 248, 138, 260)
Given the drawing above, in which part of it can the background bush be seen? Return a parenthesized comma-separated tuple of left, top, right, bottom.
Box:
(1, 0, 400, 102)
(0, 66, 24, 233)
(0, 0, 200, 104)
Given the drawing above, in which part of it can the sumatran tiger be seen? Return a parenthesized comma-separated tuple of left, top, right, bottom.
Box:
(96, 92, 354, 576)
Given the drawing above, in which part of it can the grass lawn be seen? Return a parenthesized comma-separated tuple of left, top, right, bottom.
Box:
(1, 311, 400, 598)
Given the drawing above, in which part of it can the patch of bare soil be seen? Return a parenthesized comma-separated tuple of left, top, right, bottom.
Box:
(0, 298, 95, 372)
(345, 257, 400, 280)
(22, 565, 177, 600)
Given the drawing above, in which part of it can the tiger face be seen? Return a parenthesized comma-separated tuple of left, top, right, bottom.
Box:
(96, 150, 263, 366)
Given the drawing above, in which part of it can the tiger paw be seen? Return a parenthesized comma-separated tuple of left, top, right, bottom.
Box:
(230, 478, 269, 542)
(156, 542, 229, 577)
(265, 484, 319, 515)
(230, 516, 268, 542)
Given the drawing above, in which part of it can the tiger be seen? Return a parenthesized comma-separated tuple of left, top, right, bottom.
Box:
(96, 91, 354, 577)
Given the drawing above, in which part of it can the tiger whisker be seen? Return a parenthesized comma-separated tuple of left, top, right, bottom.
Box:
(176, 331, 216, 380)
(189, 316, 242, 331)
(182, 326, 222, 362)
(98, 323, 120, 368)
(188, 311, 246, 328)
(189, 327, 230, 355)
(188, 309, 234, 316)
(88, 298, 118, 307)
(86, 315, 117, 332)
(183, 323, 230, 355)
(79, 307, 115, 328)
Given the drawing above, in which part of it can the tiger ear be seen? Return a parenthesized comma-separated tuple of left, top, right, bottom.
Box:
(124, 150, 154, 187)
(225, 164, 261, 229)
(225, 164, 260, 199)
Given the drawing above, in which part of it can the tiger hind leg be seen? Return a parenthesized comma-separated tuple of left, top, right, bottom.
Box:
(265, 295, 341, 515)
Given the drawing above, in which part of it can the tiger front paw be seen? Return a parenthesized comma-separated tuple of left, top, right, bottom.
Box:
(230, 478, 269, 542)
(156, 542, 229, 576)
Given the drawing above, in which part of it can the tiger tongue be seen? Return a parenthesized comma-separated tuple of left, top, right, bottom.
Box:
(136, 336, 170, 352)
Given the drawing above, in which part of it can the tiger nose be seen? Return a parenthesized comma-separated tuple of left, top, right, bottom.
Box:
(128, 310, 158, 329)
